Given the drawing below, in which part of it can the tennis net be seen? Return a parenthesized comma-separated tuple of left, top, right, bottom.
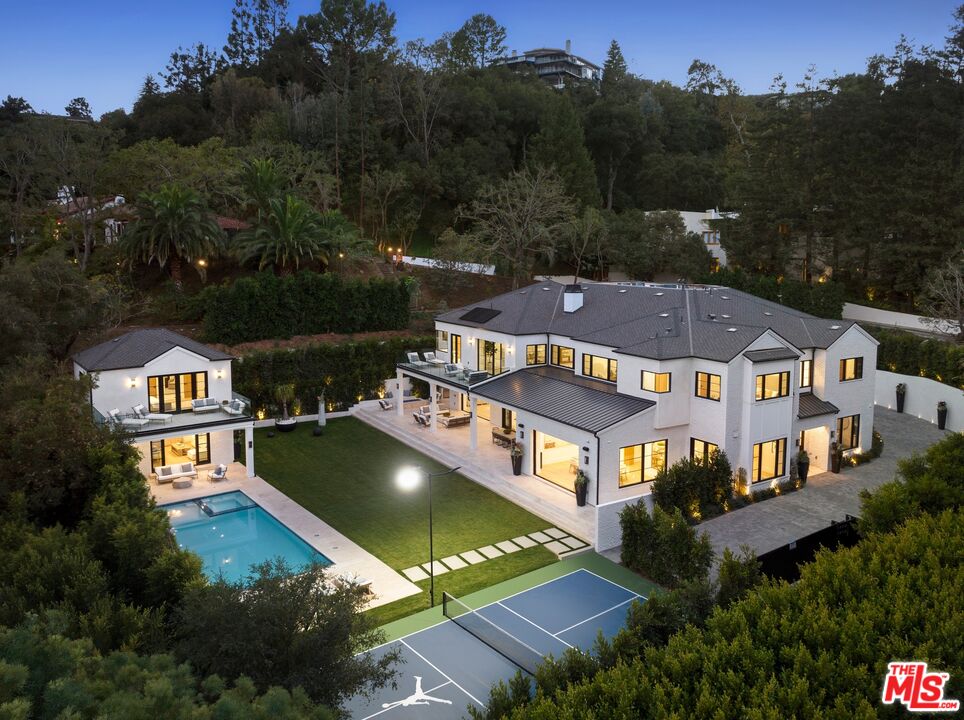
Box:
(441, 592, 544, 675)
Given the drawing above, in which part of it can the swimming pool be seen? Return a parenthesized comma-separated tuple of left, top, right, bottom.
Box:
(163, 490, 332, 583)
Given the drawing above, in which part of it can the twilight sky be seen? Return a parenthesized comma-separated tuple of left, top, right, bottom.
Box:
(2, 0, 959, 116)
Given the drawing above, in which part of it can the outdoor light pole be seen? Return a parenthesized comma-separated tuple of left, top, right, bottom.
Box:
(397, 464, 460, 607)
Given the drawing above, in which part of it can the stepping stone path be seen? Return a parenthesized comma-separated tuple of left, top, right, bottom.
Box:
(400, 528, 590, 584)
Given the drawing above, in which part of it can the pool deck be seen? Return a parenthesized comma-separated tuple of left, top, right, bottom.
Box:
(151, 463, 421, 608)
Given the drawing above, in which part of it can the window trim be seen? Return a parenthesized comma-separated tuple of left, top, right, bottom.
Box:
(618, 439, 668, 488)
(751, 437, 787, 483)
(754, 371, 791, 401)
(582, 353, 618, 383)
(690, 437, 719, 464)
(550, 344, 574, 369)
(641, 370, 672, 393)
(436, 329, 449, 353)
(799, 359, 812, 388)
(148, 371, 209, 414)
(525, 344, 547, 366)
(694, 371, 721, 401)
(836, 414, 860, 451)
(839, 357, 863, 382)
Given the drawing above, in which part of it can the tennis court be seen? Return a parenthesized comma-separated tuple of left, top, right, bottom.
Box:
(343, 569, 644, 719)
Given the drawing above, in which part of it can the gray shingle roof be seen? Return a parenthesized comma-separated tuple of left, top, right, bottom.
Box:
(473, 366, 654, 433)
(744, 347, 801, 362)
(435, 283, 856, 362)
(73, 329, 233, 371)
(797, 393, 839, 419)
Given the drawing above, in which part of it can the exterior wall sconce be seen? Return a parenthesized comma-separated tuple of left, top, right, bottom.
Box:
(215, 369, 225, 379)
(129, 377, 138, 388)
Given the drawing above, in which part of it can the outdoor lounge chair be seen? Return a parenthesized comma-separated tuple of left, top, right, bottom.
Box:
(422, 351, 444, 365)
(378, 398, 394, 410)
(223, 398, 247, 416)
(443, 363, 462, 376)
(406, 352, 428, 366)
(207, 464, 228, 482)
(108, 408, 150, 428)
(191, 397, 221, 413)
(131, 404, 172, 424)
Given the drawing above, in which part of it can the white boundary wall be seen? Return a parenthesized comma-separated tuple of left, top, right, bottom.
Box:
(875, 370, 963, 432)
(843, 303, 960, 337)
(402, 255, 496, 276)
(595, 495, 653, 551)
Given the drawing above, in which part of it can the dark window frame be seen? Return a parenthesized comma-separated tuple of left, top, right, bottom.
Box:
(690, 437, 719, 464)
(618, 439, 668, 488)
(839, 357, 863, 382)
(641, 370, 672, 393)
(836, 414, 860, 450)
(752, 437, 787, 482)
(526, 344, 547, 366)
(147, 371, 209, 414)
(754, 371, 791, 401)
(550, 344, 574, 369)
(799, 359, 812, 388)
(582, 353, 618, 383)
(694, 371, 721, 401)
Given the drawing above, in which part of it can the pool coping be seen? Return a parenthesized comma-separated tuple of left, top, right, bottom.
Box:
(372, 552, 660, 645)
(151, 472, 422, 608)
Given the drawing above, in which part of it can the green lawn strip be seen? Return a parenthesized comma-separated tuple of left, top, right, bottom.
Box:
(365, 546, 556, 627)
(372, 552, 661, 645)
(255, 418, 558, 570)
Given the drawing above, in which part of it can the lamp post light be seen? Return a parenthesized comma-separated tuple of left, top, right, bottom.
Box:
(396, 464, 460, 607)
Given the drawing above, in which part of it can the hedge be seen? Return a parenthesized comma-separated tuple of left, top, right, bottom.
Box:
(231, 335, 434, 417)
(870, 327, 964, 389)
(699, 267, 846, 319)
(198, 272, 412, 345)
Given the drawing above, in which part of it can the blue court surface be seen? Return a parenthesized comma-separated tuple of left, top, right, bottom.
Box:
(342, 569, 645, 719)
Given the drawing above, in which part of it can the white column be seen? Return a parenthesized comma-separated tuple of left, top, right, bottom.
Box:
(429, 381, 438, 433)
(469, 395, 478, 450)
(395, 370, 404, 417)
(244, 425, 255, 477)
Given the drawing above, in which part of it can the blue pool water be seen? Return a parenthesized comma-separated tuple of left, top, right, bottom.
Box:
(163, 491, 331, 583)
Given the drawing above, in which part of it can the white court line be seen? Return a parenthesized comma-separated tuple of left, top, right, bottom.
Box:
(399, 638, 488, 710)
(579, 568, 648, 601)
(552, 596, 638, 637)
(358, 680, 452, 720)
(496, 601, 574, 648)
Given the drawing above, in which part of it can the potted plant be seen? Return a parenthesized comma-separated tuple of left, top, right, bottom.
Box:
(796, 449, 810, 483)
(274, 384, 297, 433)
(895, 382, 906, 413)
(509, 442, 523, 476)
(937, 400, 948, 430)
(573, 469, 589, 507)
(830, 442, 842, 474)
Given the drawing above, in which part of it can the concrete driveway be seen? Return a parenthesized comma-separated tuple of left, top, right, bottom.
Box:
(697, 406, 951, 559)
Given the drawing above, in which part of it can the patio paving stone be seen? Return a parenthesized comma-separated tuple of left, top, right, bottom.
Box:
(496, 540, 522, 554)
(512, 535, 537, 548)
(402, 566, 428, 582)
(544, 527, 567, 539)
(440, 555, 468, 570)
(421, 560, 449, 575)
(560, 536, 586, 549)
(460, 549, 486, 564)
(543, 540, 569, 555)
(528, 531, 552, 543)
(478, 545, 504, 559)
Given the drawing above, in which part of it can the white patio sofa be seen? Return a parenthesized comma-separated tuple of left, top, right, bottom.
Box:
(191, 397, 221, 414)
(153, 461, 197, 484)
(439, 410, 470, 428)
(223, 398, 247, 416)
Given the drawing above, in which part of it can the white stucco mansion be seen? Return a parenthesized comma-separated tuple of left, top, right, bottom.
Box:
(73, 329, 255, 483)
(396, 282, 878, 510)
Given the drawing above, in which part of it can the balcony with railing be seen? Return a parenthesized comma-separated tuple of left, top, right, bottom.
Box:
(95, 391, 253, 436)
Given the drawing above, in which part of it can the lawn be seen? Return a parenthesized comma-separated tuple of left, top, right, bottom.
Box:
(254, 418, 557, 617)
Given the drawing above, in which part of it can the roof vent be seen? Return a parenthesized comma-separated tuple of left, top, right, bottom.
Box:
(655, 292, 664, 296)
(519, 290, 527, 294)
(830, 324, 841, 330)
(722, 314, 731, 319)
(541, 286, 551, 291)
(563, 284, 584, 313)
(727, 327, 737, 332)
(764, 311, 773, 316)
(618, 289, 627, 293)
(721, 295, 730, 300)
(708, 313, 716, 320)
(659, 313, 669, 317)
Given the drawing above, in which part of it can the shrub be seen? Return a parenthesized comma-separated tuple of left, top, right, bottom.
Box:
(620, 503, 713, 587)
(199, 271, 411, 344)
(870, 327, 964, 389)
(716, 545, 762, 608)
(651, 451, 734, 520)
(698, 268, 845, 319)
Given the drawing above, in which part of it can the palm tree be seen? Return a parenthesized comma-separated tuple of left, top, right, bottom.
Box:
(236, 195, 361, 274)
(241, 158, 286, 219)
(122, 183, 223, 292)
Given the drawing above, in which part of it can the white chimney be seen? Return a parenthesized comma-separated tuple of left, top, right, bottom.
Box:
(563, 284, 583, 313)
(565, 39, 572, 54)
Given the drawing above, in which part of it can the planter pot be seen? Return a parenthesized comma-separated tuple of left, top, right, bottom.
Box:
(312, 426, 324, 437)
(937, 406, 947, 430)
(896, 392, 905, 413)
(275, 418, 297, 433)
(797, 460, 810, 482)
(510, 454, 522, 476)
(575, 484, 588, 507)
(830, 453, 841, 474)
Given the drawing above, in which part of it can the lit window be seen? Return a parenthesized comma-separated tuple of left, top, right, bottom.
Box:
(800, 359, 812, 388)
(619, 440, 667, 487)
(839, 357, 863, 382)
(583, 353, 618, 382)
(690, 438, 719, 464)
(550, 344, 574, 369)
(526, 344, 546, 365)
(641, 371, 671, 393)
(752, 437, 786, 482)
(694, 371, 720, 400)
(436, 330, 449, 352)
(837, 414, 860, 450)
(755, 371, 790, 400)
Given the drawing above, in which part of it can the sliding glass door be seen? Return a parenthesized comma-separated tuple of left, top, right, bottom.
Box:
(148, 372, 208, 413)
(150, 433, 211, 470)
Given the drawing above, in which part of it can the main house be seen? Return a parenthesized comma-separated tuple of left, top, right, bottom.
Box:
(73, 329, 255, 483)
(395, 282, 877, 513)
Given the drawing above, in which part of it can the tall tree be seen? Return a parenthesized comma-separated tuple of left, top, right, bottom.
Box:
(529, 95, 600, 208)
(64, 97, 93, 120)
(161, 42, 222, 92)
(450, 13, 507, 68)
(0, 96, 32, 125)
(460, 167, 575, 288)
(121, 183, 224, 291)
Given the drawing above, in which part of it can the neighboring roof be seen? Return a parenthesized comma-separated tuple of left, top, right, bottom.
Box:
(436, 283, 856, 363)
(744, 347, 801, 363)
(217, 216, 250, 231)
(73, 328, 233, 372)
(473, 366, 654, 433)
(797, 393, 839, 419)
